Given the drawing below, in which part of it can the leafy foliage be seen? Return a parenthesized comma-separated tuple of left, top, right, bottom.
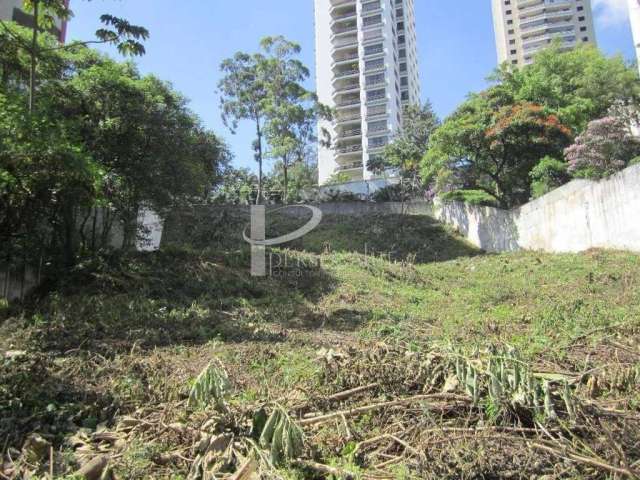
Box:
(424, 98, 572, 208)
(440, 189, 498, 207)
(529, 156, 570, 199)
(259, 405, 304, 465)
(188, 361, 231, 410)
(564, 116, 640, 179)
(491, 44, 640, 133)
(219, 36, 326, 204)
(369, 102, 439, 188)
(425, 46, 640, 207)
(0, 25, 228, 268)
(266, 160, 318, 203)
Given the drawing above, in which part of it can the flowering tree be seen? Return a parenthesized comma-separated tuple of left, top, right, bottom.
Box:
(564, 116, 640, 179)
(423, 96, 572, 208)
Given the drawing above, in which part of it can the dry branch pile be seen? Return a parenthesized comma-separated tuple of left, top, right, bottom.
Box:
(2, 341, 640, 479)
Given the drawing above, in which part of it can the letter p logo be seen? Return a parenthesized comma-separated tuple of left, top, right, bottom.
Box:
(243, 205, 323, 277)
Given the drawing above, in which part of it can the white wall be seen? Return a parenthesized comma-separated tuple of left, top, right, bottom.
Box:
(628, 0, 640, 74)
(433, 164, 640, 253)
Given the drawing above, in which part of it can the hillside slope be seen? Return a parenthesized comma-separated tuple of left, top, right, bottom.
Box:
(1, 212, 639, 479)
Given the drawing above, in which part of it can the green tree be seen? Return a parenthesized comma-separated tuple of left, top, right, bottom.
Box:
(529, 156, 570, 199)
(369, 102, 439, 189)
(491, 44, 640, 133)
(0, 0, 148, 112)
(424, 97, 572, 208)
(260, 36, 315, 204)
(0, 84, 100, 266)
(69, 58, 223, 248)
(219, 36, 328, 205)
(267, 160, 318, 203)
(211, 167, 258, 205)
(218, 51, 269, 204)
(1, 40, 228, 266)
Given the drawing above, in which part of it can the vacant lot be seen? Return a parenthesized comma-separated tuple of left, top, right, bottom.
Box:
(2, 211, 639, 479)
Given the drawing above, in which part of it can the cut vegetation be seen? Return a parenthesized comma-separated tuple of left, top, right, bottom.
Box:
(1, 211, 639, 479)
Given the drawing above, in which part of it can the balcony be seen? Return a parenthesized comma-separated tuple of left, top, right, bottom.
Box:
(366, 91, 386, 103)
(334, 79, 360, 94)
(363, 44, 384, 57)
(337, 161, 363, 171)
(337, 127, 362, 140)
(364, 58, 385, 73)
(336, 144, 363, 155)
(332, 22, 358, 37)
(332, 10, 357, 22)
(336, 99, 361, 109)
(335, 112, 361, 125)
(519, 9, 573, 24)
(521, 23, 574, 41)
(332, 51, 359, 66)
(334, 67, 360, 80)
(366, 104, 386, 118)
(330, 0, 355, 10)
(517, 0, 573, 15)
(523, 33, 575, 51)
(332, 35, 358, 51)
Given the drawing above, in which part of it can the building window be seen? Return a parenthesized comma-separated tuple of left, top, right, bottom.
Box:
(363, 15, 382, 28)
(365, 72, 385, 86)
(368, 120, 387, 133)
(364, 43, 384, 56)
(369, 136, 388, 148)
(366, 88, 386, 102)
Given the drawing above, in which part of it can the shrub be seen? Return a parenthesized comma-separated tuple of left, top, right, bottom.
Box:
(564, 116, 640, 179)
(440, 189, 498, 207)
(322, 190, 364, 203)
(372, 183, 416, 202)
(530, 156, 570, 199)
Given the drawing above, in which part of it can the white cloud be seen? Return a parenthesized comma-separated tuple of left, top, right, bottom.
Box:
(593, 0, 630, 27)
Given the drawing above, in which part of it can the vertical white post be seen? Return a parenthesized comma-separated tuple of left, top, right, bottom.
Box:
(250, 205, 266, 277)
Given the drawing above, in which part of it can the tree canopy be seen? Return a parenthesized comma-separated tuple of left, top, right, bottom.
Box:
(219, 36, 327, 204)
(423, 45, 640, 208)
(0, 23, 229, 267)
(490, 44, 640, 134)
(369, 102, 439, 188)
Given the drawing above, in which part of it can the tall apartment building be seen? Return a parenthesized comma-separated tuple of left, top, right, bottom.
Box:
(0, 0, 69, 43)
(314, 0, 420, 185)
(628, 0, 640, 74)
(491, 0, 596, 67)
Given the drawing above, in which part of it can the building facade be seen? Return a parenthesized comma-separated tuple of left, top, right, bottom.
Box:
(314, 0, 420, 185)
(491, 0, 596, 67)
(628, 0, 640, 74)
(0, 0, 69, 43)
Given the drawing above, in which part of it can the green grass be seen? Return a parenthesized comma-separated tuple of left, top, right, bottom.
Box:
(1, 210, 639, 477)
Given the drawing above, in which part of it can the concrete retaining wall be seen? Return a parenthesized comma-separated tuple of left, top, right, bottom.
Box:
(160, 164, 640, 255)
(432, 164, 640, 253)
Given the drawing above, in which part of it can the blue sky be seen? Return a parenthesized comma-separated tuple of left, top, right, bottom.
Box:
(67, 0, 637, 172)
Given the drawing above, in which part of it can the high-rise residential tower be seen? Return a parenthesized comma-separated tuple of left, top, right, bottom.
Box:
(628, 0, 640, 74)
(0, 0, 69, 43)
(314, 0, 420, 185)
(491, 0, 596, 67)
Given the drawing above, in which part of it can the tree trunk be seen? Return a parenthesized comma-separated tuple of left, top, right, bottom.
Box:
(255, 118, 263, 205)
(283, 158, 289, 204)
(121, 207, 138, 251)
(28, 0, 39, 114)
(62, 203, 76, 267)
